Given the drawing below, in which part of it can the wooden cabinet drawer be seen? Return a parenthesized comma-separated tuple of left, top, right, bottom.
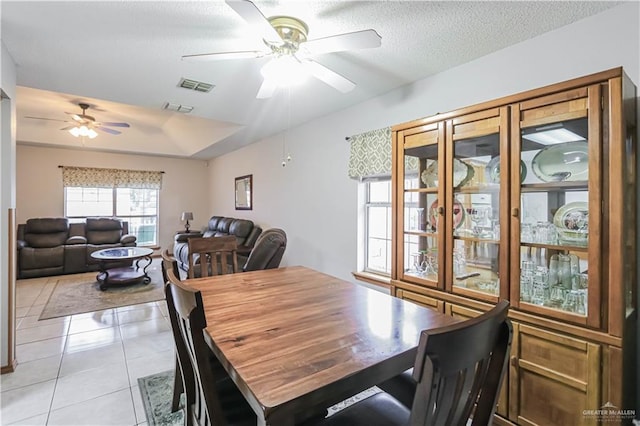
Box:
(510, 323, 601, 425)
(396, 289, 444, 313)
(445, 302, 484, 319)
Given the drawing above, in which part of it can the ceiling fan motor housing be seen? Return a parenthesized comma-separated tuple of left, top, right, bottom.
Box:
(77, 103, 95, 122)
(267, 16, 308, 55)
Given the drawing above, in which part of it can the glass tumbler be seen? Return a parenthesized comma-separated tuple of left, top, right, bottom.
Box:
(520, 276, 533, 302)
(558, 254, 572, 289)
(531, 267, 549, 305)
(563, 289, 587, 315)
(520, 260, 535, 303)
(549, 286, 566, 308)
(415, 208, 425, 231)
(548, 254, 559, 286)
(521, 223, 533, 243)
(534, 221, 548, 243)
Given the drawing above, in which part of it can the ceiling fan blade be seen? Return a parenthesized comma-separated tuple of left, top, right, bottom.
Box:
(100, 122, 130, 128)
(97, 126, 121, 135)
(60, 125, 75, 131)
(65, 112, 84, 122)
(301, 29, 381, 55)
(25, 116, 68, 123)
(225, 0, 282, 43)
(256, 77, 278, 99)
(182, 50, 265, 62)
(302, 59, 355, 93)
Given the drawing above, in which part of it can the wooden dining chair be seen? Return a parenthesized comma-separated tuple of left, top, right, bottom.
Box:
(310, 300, 512, 426)
(161, 249, 180, 283)
(160, 249, 187, 414)
(187, 236, 239, 278)
(165, 275, 256, 426)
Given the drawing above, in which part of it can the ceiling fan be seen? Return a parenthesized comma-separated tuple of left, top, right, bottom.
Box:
(182, 0, 382, 98)
(26, 103, 130, 138)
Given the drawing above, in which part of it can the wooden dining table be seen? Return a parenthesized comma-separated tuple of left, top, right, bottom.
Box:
(185, 266, 459, 426)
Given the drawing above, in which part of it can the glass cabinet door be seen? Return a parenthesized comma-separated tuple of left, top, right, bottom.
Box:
(397, 122, 445, 288)
(445, 108, 509, 302)
(511, 86, 601, 328)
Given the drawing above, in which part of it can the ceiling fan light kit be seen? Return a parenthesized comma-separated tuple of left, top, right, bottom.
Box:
(26, 102, 130, 140)
(69, 125, 98, 139)
(260, 55, 307, 85)
(183, 0, 381, 98)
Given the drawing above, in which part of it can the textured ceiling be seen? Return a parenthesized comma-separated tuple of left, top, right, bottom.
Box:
(1, 1, 620, 159)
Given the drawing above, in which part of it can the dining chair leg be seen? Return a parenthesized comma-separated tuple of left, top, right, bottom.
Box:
(171, 358, 183, 412)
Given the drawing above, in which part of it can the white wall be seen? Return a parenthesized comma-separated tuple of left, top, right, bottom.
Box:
(207, 3, 639, 284)
(1, 40, 17, 369)
(16, 146, 211, 251)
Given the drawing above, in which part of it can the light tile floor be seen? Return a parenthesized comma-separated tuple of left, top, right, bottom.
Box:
(1, 273, 175, 425)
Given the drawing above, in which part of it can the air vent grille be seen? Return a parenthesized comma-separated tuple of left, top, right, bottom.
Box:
(178, 78, 215, 93)
(163, 102, 194, 113)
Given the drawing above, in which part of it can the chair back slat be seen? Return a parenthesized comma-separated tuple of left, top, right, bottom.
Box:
(410, 300, 512, 426)
(166, 276, 230, 426)
(160, 250, 194, 421)
(187, 236, 239, 278)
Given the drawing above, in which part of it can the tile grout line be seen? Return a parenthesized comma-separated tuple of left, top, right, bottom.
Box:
(43, 287, 69, 426)
(10, 281, 170, 425)
(117, 305, 147, 426)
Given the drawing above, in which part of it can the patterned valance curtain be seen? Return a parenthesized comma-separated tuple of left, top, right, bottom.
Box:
(347, 127, 420, 181)
(347, 127, 392, 181)
(61, 166, 163, 189)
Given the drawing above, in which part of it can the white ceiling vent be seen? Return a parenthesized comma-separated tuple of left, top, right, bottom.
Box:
(178, 78, 214, 93)
(163, 102, 194, 113)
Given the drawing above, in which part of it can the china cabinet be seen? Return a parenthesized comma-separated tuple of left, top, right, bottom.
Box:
(390, 68, 637, 425)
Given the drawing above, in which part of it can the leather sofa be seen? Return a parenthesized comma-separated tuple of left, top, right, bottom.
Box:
(173, 216, 262, 275)
(17, 217, 137, 279)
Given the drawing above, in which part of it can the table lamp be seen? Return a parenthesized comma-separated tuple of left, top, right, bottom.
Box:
(181, 211, 193, 232)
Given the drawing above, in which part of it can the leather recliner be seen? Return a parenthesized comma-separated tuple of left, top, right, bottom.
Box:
(173, 216, 262, 274)
(243, 228, 287, 272)
(17, 218, 69, 278)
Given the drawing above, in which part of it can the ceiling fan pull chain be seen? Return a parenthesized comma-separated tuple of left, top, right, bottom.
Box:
(282, 86, 293, 167)
(287, 87, 292, 163)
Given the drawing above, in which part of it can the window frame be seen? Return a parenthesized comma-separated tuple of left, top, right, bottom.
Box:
(363, 179, 393, 276)
(64, 186, 159, 247)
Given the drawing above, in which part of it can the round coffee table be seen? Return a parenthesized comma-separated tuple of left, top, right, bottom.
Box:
(90, 247, 154, 291)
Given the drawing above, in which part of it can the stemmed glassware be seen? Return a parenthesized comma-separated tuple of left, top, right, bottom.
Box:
(470, 206, 492, 237)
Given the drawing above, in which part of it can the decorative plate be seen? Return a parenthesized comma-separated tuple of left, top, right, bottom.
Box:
(429, 198, 465, 230)
(531, 141, 589, 182)
(553, 201, 588, 245)
(485, 156, 527, 184)
(421, 159, 474, 188)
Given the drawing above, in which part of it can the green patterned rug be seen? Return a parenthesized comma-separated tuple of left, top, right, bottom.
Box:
(138, 370, 381, 425)
(138, 370, 183, 426)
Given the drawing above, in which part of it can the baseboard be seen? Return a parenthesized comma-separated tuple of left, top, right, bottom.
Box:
(1, 358, 17, 374)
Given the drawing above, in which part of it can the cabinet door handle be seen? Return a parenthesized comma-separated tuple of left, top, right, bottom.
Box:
(510, 356, 518, 367)
(512, 207, 519, 217)
(438, 206, 445, 215)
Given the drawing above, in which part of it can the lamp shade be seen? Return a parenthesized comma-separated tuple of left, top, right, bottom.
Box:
(181, 212, 193, 221)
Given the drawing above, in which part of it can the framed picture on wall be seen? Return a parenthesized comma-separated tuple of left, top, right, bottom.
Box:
(235, 175, 252, 210)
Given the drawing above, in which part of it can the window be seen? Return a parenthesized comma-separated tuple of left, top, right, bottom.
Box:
(364, 180, 392, 274)
(363, 178, 422, 275)
(65, 187, 159, 246)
